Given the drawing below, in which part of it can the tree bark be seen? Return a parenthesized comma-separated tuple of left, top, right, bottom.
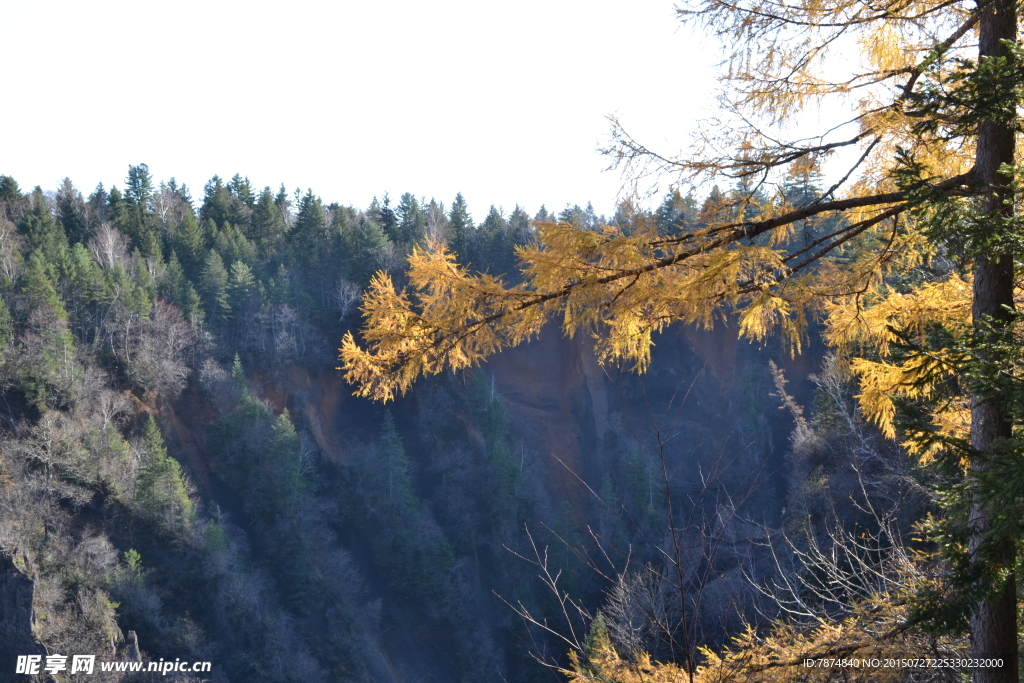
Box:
(970, 0, 1018, 681)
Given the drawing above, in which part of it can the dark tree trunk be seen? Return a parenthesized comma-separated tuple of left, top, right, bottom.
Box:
(970, 0, 1018, 681)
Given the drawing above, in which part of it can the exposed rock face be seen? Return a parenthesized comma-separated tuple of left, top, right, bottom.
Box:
(0, 553, 46, 683)
(123, 631, 142, 662)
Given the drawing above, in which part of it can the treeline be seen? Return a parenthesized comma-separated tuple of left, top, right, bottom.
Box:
(0, 164, 630, 681)
(0, 162, 843, 682)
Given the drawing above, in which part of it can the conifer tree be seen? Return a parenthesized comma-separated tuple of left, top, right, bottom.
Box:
(291, 190, 327, 264)
(55, 178, 89, 245)
(228, 260, 256, 320)
(172, 211, 206, 278)
(161, 252, 188, 306)
(447, 192, 473, 262)
(396, 192, 426, 245)
(380, 411, 412, 510)
(200, 175, 233, 231)
(86, 182, 109, 229)
(375, 194, 399, 244)
(252, 186, 287, 249)
(228, 174, 255, 209)
(18, 188, 67, 260)
(0, 175, 23, 221)
(135, 415, 194, 532)
(22, 252, 67, 319)
(122, 164, 161, 258)
(198, 250, 230, 323)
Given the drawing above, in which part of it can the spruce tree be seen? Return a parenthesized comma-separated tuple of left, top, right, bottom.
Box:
(135, 415, 194, 532)
(0, 175, 23, 221)
(172, 211, 206, 278)
(447, 192, 473, 262)
(396, 192, 426, 245)
(18, 188, 67, 260)
(55, 178, 89, 245)
(198, 250, 230, 323)
(252, 186, 287, 250)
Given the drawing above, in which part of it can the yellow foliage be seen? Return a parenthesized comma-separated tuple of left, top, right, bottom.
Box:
(822, 276, 975, 458)
(566, 589, 964, 683)
(340, 0, 987, 403)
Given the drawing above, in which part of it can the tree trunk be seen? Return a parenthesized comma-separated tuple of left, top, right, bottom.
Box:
(971, 0, 1018, 681)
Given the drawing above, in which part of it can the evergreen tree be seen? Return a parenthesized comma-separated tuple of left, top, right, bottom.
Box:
(160, 252, 188, 306)
(172, 211, 206, 278)
(228, 260, 256, 319)
(55, 178, 89, 245)
(22, 251, 67, 318)
(396, 192, 426, 245)
(380, 411, 412, 510)
(447, 192, 473, 262)
(228, 174, 255, 209)
(200, 175, 240, 231)
(478, 205, 511, 273)
(213, 223, 255, 266)
(274, 183, 292, 228)
(198, 250, 230, 323)
(86, 182, 109, 229)
(344, 216, 389, 284)
(122, 164, 160, 258)
(508, 204, 531, 240)
(180, 282, 204, 326)
(252, 186, 287, 249)
(125, 163, 154, 209)
(558, 203, 585, 227)
(654, 189, 696, 233)
(290, 190, 327, 264)
(266, 263, 292, 305)
(135, 415, 194, 532)
(0, 175, 23, 221)
(18, 188, 67, 260)
(375, 194, 399, 243)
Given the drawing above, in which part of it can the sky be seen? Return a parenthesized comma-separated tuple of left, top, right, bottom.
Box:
(0, 0, 723, 219)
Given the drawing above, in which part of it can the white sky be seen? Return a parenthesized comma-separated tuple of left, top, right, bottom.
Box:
(0, 0, 722, 219)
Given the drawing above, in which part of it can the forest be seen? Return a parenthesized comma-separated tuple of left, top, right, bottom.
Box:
(6, 0, 1024, 681)
(0, 163, 927, 682)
